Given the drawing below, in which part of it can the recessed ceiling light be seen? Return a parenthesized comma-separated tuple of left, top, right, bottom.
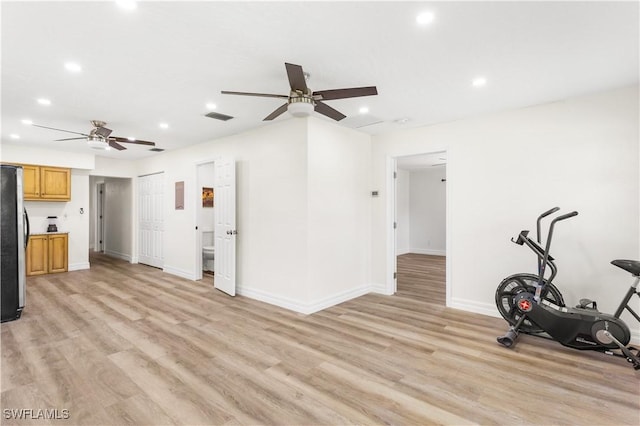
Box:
(206, 103, 217, 111)
(21, 119, 33, 125)
(64, 62, 82, 73)
(159, 122, 169, 129)
(116, 0, 137, 11)
(416, 11, 435, 26)
(9, 134, 20, 139)
(127, 137, 136, 141)
(472, 77, 487, 87)
(37, 98, 51, 106)
(359, 107, 369, 114)
(394, 118, 410, 124)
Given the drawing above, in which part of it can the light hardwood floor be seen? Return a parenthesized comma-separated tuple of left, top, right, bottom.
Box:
(1, 252, 638, 425)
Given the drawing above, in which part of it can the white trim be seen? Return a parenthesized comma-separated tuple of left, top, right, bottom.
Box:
(396, 247, 411, 255)
(163, 265, 197, 281)
(449, 297, 500, 318)
(408, 248, 446, 256)
(385, 156, 396, 294)
(68, 262, 90, 271)
(237, 285, 372, 315)
(104, 250, 132, 263)
(370, 283, 393, 295)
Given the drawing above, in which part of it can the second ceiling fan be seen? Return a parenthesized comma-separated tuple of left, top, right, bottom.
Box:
(222, 62, 378, 121)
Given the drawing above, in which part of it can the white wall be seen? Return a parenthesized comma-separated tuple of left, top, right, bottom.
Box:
(396, 169, 411, 255)
(371, 86, 639, 340)
(306, 117, 372, 308)
(103, 177, 133, 261)
(409, 167, 446, 255)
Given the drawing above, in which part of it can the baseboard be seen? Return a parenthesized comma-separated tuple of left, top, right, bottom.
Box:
(237, 286, 307, 313)
(238, 284, 372, 315)
(410, 248, 446, 256)
(163, 265, 197, 281)
(396, 248, 411, 255)
(449, 297, 500, 318)
(104, 250, 132, 263)
(306, 285, 371, 314)
(370, 283, 393, 295)
(68, 262, 90, 271)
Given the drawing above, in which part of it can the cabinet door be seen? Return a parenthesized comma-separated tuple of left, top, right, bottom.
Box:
(26, 235, 48, 276)
(48, 234, 68, 273)
(22, 164, 41, 200)
(40, 167, 71, 200)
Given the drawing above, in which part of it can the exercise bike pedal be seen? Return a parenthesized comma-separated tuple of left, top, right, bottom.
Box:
(576, 298, 598, 310)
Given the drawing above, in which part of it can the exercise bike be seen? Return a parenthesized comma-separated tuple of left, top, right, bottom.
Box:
(495, 207, 640, 370)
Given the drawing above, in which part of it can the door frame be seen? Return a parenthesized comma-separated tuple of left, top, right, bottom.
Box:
(96, 182, 105, 253)
(386, 151, 452, 306)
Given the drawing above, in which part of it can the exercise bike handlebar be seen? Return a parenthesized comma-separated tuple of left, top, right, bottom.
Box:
(537, 211, 578, 295)
(537, 207, 560, 243)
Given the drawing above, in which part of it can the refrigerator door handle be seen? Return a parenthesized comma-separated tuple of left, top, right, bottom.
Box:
(24, 208, 30, 248)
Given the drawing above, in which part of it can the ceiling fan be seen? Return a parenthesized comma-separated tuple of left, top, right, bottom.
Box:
(31, 120, 157, 151)
(222, 62, 378, 121)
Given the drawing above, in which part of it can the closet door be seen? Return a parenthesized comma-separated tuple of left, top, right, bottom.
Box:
(138, 172, 164, 268)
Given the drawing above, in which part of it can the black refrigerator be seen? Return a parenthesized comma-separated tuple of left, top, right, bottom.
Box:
(1, 164, 29, 322)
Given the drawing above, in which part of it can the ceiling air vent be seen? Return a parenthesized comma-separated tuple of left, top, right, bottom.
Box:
(205, 111, 234, 121)
(149, 148, 165, 152)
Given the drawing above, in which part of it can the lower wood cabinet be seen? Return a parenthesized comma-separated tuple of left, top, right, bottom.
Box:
(26, 233, 68, 276)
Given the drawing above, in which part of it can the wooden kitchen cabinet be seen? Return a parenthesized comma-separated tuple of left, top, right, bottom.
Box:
(26, 234, 48, 276)
(40, 166, 71, 200)
(6, 163, 71, 201)
(26, 233, 68, 276)
(21, 164, 41, 199)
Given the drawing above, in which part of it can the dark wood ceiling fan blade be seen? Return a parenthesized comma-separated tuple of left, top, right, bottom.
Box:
(221, 90, 288, 99)
(32, 124, 89, 137)
(263, 103, 289, 121)
(313, 86, 378, 101)
(54, 137, 86, 141)
(108, 141, 127, 151)
(109, 136, 156, 146)
(314, 101, 346, 121)
(285, 63, 308, 92)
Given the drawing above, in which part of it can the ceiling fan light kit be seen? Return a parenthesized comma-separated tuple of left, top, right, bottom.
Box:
(287, 96, 315, 117)
(221, 62, 378, 122)
(86, 136, 110, 150)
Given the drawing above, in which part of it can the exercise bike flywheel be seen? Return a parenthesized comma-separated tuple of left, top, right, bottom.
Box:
(495, 273, 565, 333)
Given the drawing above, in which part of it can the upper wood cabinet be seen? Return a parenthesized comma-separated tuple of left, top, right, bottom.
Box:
(18, 164, 71, 201)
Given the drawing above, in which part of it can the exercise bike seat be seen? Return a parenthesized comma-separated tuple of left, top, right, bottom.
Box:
(611, 259, 640, 276)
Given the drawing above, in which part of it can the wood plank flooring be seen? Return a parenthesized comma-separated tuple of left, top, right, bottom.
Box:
(1, 252, 638, 425)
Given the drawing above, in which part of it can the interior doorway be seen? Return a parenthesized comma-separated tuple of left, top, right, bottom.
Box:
(196, 161, 216, 281)
(392, 151, 448, 304)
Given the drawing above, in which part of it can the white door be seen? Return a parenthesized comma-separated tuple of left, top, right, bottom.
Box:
(138, 173, 164, 268)
(214, 158, 236, 296)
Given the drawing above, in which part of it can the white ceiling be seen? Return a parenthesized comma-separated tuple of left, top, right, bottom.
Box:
(2, 1, 638, 160)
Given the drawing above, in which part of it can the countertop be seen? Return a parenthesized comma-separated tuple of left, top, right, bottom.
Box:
(30, 232, 69, 235)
